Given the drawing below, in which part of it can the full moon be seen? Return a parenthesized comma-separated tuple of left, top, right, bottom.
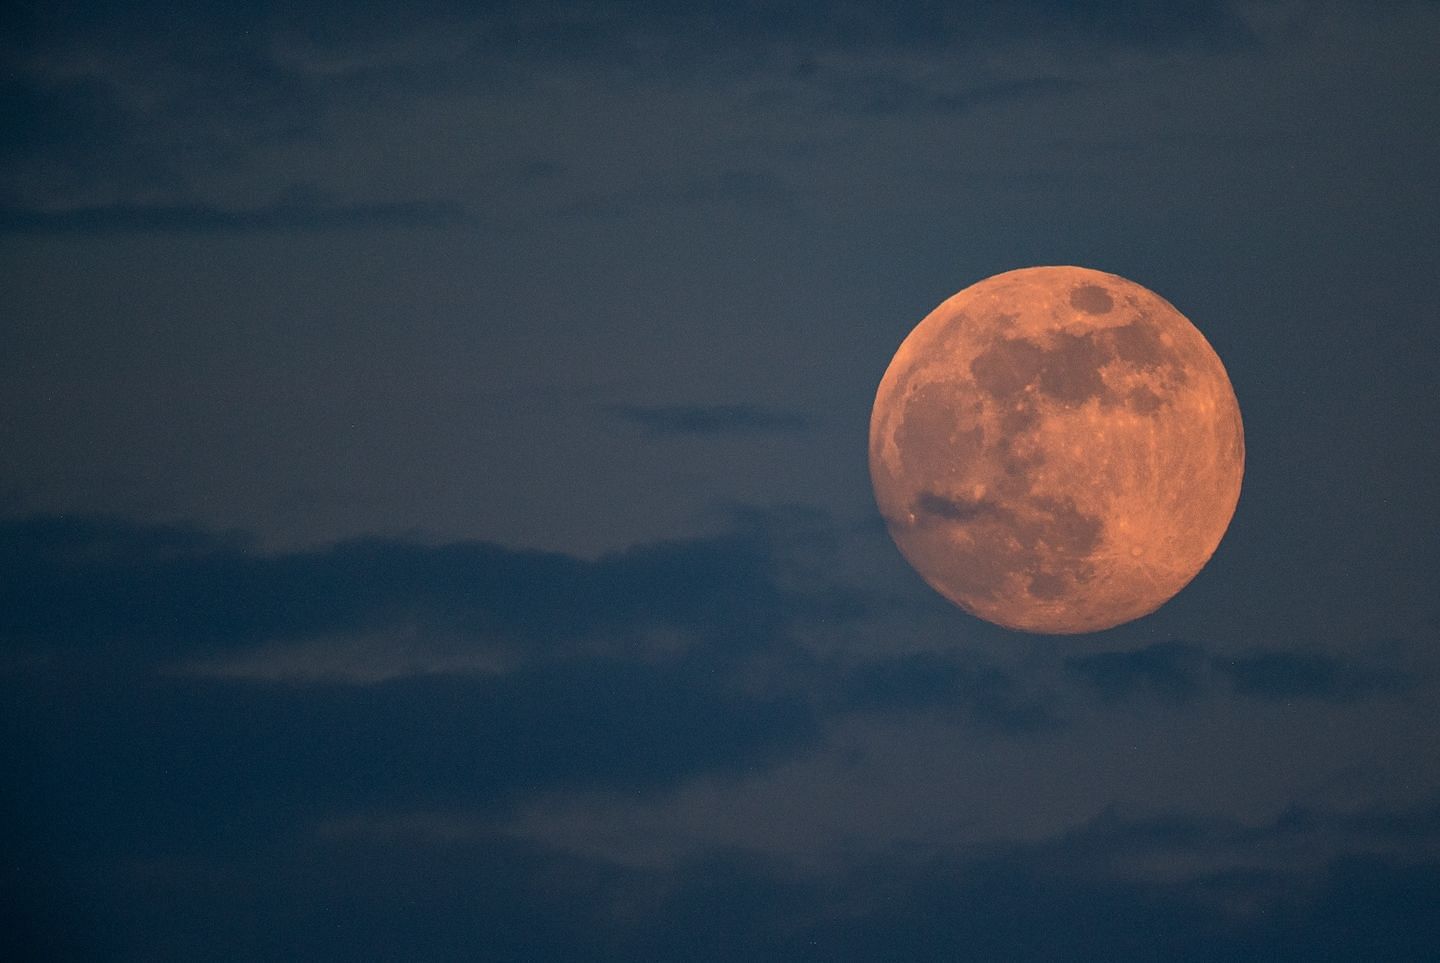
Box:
(869, 266, 1243, 634)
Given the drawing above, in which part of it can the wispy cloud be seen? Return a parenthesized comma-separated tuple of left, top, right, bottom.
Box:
(822, 72, 1078, 116)
(602, 404, 810, 437)
(0, 512, 846, 849)
(834, 650, 1060, 733)
(0, 513, 810, 660)
(1213, 650, 1397, 702)
(1066, 640, 1407, 705)
(43, 793, 1438, 961)
(1065, 641, 1208, 703)
(0, 199, 475, 234)
(0, 0, 1260, 219)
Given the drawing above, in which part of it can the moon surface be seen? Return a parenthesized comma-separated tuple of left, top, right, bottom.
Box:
(869, 266, 1244, 634)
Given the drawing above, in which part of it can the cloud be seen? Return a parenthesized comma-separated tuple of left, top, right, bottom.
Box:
(1066, 640, 1405, 705)
(1, 28, 320, 205)
(664, 168, 797, 206)
(0, 513, 809, 660)
(4, 0, 1259, 68)
(0, 511, 895, 907)
(820, 71, 1078, 117)
(0, 0, 1260, 212)
(1065, 641, 1208, 703)
(602, 404, 811, 437)
(458, 0, 1258, 62)
(9, 511, 1435, 958)
(4, 657, 822, 853)
(14, 796, 1440, 961)
(555, 168, 800, 221)
(0, 199, 475, 234)
(0, 510, 1046, 865)
(1213, 650, 1394, 702)
(1037, 798, 1440, 875)
(835, 650, 1060, 732)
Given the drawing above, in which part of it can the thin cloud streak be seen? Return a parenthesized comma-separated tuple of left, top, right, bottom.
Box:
(0, 200, 476, 234)
(603, 404, 812, 436)
(1066, 640, 1408, 704)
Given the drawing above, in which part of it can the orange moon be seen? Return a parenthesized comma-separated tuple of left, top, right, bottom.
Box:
(869, 266, 1243, 634)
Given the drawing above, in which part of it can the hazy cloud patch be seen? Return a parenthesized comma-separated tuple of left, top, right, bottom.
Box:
(0, 199, 475, 234)
(19, 799, 1438, 961)
(1065, 640, 1208, 703)
(1213, 649, 1396, 702)
(835, 650, 1061, 733)
(1066, 640, 1407, 705)
(603, 403, 811, 436)
(0, 0, 1264, 212)
(821, 71, 1078, 116)
(0, 513, 809, 662)
(3, 655, 824, 859)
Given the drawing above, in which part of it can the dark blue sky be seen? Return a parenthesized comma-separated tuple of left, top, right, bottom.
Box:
(4, 1, 1439, 958)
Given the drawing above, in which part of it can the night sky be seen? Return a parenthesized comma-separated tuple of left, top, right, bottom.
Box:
(5, 1, 1440, 959)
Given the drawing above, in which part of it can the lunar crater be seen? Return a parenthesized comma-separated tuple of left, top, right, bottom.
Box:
(914, 490, 999, 524)
(1069, 283, 1115, 314)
